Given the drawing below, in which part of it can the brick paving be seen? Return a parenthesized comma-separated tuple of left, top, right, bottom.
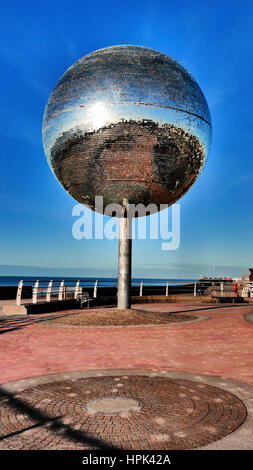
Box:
(0, 310, 83, 335)
(0, 375, 246, 450)
(0, 303, 253, 386)
(1, 302, 253, 450)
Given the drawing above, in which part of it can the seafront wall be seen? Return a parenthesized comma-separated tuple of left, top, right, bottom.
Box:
(0, 285, 32, 300)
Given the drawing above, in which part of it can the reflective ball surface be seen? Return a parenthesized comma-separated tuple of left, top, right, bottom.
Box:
(42, 45, 211, 214)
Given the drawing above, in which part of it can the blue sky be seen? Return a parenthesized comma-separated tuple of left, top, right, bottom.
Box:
(0, 0, 253, 279)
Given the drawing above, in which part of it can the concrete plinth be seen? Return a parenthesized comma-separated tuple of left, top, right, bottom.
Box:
(1, 299, 81, 316)
(2, 305, 27, 315)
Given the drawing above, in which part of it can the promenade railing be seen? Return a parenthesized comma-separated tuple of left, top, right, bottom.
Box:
(16, 279, 97, 306)
(15, 278, 253, 306)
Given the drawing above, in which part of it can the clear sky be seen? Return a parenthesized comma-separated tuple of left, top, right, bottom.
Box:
(0, 0, 252, 279)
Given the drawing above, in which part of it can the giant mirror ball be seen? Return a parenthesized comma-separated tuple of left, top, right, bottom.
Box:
(42, 45, 212, 216)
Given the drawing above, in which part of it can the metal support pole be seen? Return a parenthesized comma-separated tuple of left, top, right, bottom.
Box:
(117, 208, 132, 310)
(16, 280, 23, 306)
(194, 283, 197, 297)
(46, 280, 53, 302)
(59, 280, 64, 300)
(93, 280, 98, 298)
(166, 281, 169, 297)
(32, 280, 39, 304)
(74, 280, 80, 299)
(140, 281, 143, 297)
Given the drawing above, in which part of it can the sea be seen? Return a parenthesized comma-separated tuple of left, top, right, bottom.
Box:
(0, 276, 197, 287)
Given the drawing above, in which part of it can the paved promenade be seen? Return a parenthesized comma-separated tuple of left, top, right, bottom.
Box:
(1, 303, 253, 385)
(1, 303, 253, 450)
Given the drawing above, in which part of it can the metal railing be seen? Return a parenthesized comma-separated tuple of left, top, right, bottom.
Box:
(15, 278, 253, 306)
(137, 279, 253, 298)
(16, 279, 99, 306)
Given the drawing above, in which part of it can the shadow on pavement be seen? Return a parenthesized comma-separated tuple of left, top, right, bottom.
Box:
(0, 312, 80, 335)
(0, 387, 121, 450)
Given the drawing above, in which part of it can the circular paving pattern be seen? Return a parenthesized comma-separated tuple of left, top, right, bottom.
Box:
(0, 376, 246, 450)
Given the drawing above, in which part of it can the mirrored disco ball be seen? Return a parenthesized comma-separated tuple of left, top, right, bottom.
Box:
(42, 45, 212, 215)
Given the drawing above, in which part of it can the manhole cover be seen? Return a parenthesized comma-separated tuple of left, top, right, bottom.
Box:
(86, 396, 140, 413)
(0, 376, 247, 450)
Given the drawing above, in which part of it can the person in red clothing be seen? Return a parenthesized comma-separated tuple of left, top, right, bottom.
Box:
(234, 282, 238, 298)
